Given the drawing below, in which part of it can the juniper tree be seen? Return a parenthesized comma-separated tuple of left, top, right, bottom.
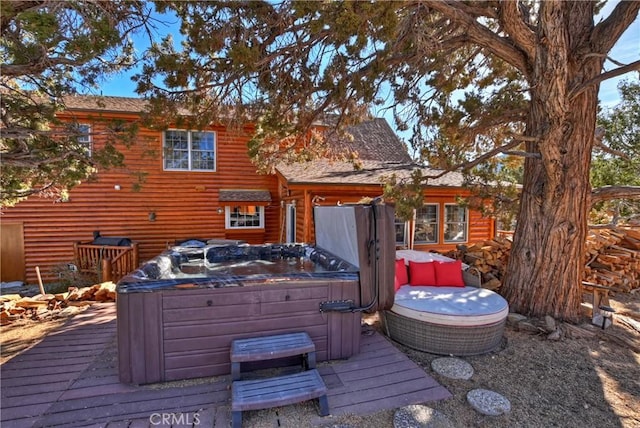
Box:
(137, 0, 640, 321)
(1, 0, 152, 206)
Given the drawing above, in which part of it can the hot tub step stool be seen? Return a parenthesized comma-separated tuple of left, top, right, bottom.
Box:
(230, 332, 317, 381)
(231, 369, 329, 428)
(230, 332, 329, 427)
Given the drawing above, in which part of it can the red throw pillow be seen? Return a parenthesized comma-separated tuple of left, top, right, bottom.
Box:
(434, 260, 465, 287)
(394, 258, 408, 291)
(408, 261, 437, 286)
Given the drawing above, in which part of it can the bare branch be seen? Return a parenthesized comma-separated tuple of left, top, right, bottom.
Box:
(423, 138, 525, 180)
(570, 59, 640, 100)
(592, 0, 640, 55)
(503, 150, 542, 159)
(422, 1, 530, 75)
(591, 185, 640, 205)
(498, 0, 536, 63)
(594, 140, 631, 160)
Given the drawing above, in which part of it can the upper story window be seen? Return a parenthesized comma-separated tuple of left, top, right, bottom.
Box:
(164, 130, 216, 171)
(226, 205, 264, 229)
(414, 204, 439, 244)
(444, 204, 468, 242)
(75, 124, 92, 156)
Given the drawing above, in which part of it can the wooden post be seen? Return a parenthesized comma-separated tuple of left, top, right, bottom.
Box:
(35, 266, 46, 295)
(101, 258, 113, 283)
(131, 243, 139, 270)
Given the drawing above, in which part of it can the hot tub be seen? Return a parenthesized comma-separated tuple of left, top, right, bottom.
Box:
(116, 244, 362, 384)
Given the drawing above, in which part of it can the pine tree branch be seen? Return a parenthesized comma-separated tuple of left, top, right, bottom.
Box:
(499, 0, 536, 63)
(421, 1, 530, 75)
(423, 138, 526, 180)
(591, 0, 640, 55)
(591, 185, 640, 205)
(570, 60, 640, 100)
(594, 139, 631, 160)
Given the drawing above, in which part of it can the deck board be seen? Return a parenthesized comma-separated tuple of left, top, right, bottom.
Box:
(1, 303, 452, 427)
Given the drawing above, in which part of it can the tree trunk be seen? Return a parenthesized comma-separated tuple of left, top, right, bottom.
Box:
(502, 2, 602, 321)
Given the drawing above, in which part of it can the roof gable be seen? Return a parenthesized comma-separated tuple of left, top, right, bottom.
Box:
(327, 118, 412, 163)
(277, 118, 465, 188)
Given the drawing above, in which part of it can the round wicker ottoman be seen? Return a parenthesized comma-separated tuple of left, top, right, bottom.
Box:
(383, 285, 509, 356)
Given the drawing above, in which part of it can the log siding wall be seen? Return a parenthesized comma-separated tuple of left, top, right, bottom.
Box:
(278, 183, 495, 252)
(2, 111, 279, 283)
(2, 107, 494, 284)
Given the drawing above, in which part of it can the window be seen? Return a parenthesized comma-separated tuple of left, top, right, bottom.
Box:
(226, 205, 264, 229)
(444, 204, 468, 242)
(394, 217, 408, 246)
(164, 130, 216, 171)
(75, 124, 91, 156)
(414, 204, 439, 244)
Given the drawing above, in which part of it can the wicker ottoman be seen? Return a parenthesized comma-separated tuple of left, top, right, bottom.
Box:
(383, 286, 509, 356)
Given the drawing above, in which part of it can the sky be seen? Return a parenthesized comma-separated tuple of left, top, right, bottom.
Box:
(99, 3, 639, 112)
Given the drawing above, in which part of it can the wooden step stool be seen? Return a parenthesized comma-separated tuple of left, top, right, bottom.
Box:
(231, 369, 329, 428)
(229, 332, 329, 428)
(230, 331, 317, 381)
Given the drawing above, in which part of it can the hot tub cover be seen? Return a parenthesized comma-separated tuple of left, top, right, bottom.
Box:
(390, 285, 509, 327)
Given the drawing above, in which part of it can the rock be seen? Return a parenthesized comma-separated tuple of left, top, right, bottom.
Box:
(431, 357, 474, 380)
(507, 313, 527, 326)
(467, 389, 511, 416)
(547, 330, 562, 341)
(393, 405, 455, 428)
(544, 315, 556, 332)
(517, 321, 542, 333)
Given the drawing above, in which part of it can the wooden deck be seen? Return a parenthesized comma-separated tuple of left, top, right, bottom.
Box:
(1, 303, 451, 427)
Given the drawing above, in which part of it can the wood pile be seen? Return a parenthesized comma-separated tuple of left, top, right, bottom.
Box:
(0, 282, 116, 325)
(584, 227, 640, 292)
(445, 226, 640, 292)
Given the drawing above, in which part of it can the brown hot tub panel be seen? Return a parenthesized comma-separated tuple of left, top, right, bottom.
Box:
(116, 244, 362, 384)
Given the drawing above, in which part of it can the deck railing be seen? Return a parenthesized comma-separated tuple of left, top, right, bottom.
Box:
(73, 241, 139, 283)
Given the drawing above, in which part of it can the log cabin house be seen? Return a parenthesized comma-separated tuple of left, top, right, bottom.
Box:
(0, 95, 495, 284)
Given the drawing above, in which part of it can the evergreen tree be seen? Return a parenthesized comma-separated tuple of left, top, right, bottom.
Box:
(137, 1, 640, 320)
(1, 0, 152, 206)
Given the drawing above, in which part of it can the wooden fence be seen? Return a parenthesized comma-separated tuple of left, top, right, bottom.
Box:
(73, 242, 139, 283)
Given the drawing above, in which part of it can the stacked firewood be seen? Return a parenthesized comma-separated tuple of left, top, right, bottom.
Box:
(445, 236, 511, 290)
(446, 226, 640, 292)
(584, 227, 640, 292)
(0, 282, 116, 325)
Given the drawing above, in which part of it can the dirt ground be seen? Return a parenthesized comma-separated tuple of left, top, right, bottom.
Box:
(1, 292, 639, 428)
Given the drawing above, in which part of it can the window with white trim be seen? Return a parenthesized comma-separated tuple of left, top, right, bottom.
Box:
(163, 130, 216, 171)
(394, 217, 408, 246)
(444, 204, 468, 242)
(226, 205, 264, 229)
(76, 124, 92, 156)
(414, 204, 439, 244)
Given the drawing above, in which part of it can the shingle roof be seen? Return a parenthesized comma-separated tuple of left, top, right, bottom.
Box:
(277, 118, 465, 188)
(63, 95, 148, 113)
(219, 189, 272, 202)
(277, 159, 465, 187)
(325, 118, 413, 163)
